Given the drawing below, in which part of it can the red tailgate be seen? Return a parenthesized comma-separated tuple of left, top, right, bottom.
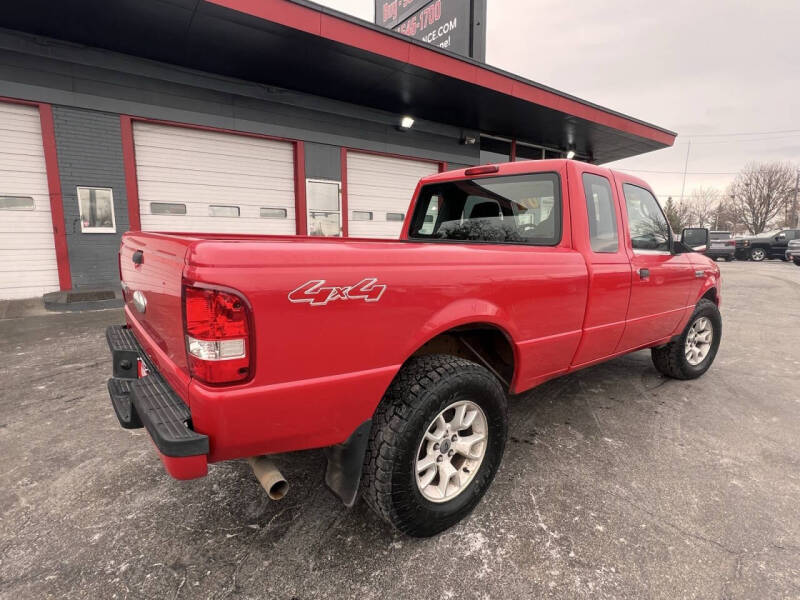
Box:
(119, 232, 194, 401)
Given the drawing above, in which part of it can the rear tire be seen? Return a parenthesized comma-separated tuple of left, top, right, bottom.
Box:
(793, 258, 800, 266)
(361, 354, 507, 537)
(651, 299, 722, 380)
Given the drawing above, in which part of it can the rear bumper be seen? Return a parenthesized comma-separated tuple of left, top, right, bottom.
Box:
(707, 248, 735, 258)
(106, 325, 209, 479)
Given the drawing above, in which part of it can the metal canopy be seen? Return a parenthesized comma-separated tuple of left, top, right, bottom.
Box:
(0, 0, 676, 163)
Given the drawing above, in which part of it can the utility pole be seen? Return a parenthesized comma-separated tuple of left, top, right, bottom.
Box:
(793, 168, 799, 228)
(679, 140, 691, 203)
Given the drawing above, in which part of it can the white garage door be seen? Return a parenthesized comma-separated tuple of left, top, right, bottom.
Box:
(0, 103, 60, 300)
(134, 122, 296, 234)
(347, 152, 438, 238)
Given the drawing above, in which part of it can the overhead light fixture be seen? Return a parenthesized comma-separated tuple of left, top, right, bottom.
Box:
(400, 116, 415, 129)
(461, 135, 477, 145)
(566, 149, 576, 160)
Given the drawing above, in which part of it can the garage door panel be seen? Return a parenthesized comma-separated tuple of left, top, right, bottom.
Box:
(135, 147, 295, 177)
(135, 125, 293, 159)
(347, 152, 436, 239)
(136, 166, 294, 192)
(0, 103, 59, 299)
(134, 122, 296, 235)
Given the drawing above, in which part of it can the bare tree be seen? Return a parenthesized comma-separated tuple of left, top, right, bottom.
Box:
(663, 196, 693, 232)
(729, 162, 796, 234)
(688, 186, 720, 228)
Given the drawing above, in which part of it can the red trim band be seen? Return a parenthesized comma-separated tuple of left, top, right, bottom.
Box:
(206, 0, 675, 147)
(340, 147, 349, 237)
(119, 116, 142, 232)
(294, 141, 307, 235)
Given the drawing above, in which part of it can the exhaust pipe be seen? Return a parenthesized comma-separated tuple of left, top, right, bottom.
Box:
(247, 456, 288, 500)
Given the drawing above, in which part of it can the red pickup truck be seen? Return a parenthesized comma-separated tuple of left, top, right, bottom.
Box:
(107, 159, 721, 537)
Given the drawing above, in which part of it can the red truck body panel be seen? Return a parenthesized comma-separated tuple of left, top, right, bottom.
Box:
(118, 159, 719, 470)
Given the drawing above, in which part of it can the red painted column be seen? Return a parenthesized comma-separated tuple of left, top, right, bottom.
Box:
(37, 103, 72, 290)
(119, 116, 142, 231)
(294, 141, 307, 235)
(340, 148, 349, 237)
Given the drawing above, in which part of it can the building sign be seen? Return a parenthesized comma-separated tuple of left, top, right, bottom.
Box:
(374, 0, 485, 61)
(375, 0, 432, 29)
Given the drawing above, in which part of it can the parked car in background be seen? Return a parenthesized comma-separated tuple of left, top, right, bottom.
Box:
(707, 231, 736, 261)
(786, 238, 800, 266)
(734, 229, 800, 261)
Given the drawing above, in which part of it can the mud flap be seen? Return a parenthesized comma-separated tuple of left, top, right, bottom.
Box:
(324, 420, 372, 507)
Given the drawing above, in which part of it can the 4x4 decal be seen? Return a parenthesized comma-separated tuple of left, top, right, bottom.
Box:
(288, 278, 386, 306)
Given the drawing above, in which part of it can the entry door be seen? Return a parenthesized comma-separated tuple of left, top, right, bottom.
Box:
(306, 179, 341, 237)
(615, 180, 696, 351)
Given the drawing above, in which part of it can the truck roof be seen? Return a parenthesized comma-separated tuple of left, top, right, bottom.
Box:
(424, 159, 651, 190)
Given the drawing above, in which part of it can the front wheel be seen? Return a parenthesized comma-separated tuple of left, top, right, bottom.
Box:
(361, 354, 507, 537)
(750, 247, 767, 261)
(651, 299, 722, 380)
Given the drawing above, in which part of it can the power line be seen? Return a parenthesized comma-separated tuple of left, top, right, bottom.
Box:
(621, 168, 739, 175)
(683, 128, 800, 138)
(676, 133, 800, 146)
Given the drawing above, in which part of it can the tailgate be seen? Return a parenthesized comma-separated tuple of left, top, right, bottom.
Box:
(120, 232, 194, 388)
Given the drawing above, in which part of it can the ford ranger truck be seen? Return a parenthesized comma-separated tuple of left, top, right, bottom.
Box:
(106, 159, 722, 537)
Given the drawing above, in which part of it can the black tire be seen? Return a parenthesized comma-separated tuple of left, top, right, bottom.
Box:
(724, 256, 733, 262)
(651, 299, 722, 380)
(794, 258, 800, 267)
(750, 247, 767, 261)
(361, 354, 507, 537)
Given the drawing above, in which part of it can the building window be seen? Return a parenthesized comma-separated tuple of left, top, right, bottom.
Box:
(0, 196, 34, 211)
(479, 136, 512, 165)
(77, 187, 116, 233)
(352, 211, 373, 221)
(150, 202, 187, 215)
(386, 212, 405, 222)
(260, 207, 288, 219)
(209, 205, 240, 217)
(514, 142, 545, 161)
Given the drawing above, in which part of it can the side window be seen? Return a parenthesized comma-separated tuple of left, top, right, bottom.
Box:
(582, 173, 618, 253)
(623, 184, 670, 252)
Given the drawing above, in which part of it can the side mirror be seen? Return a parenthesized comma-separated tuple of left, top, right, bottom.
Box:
(681, 227, 709, 253)
(776, 233, 786, 240)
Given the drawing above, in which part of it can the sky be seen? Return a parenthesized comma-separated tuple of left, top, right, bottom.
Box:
(312, 0, 800, 201)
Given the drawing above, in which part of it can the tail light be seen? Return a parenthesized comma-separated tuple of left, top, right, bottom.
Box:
(183, 284, 252, 384)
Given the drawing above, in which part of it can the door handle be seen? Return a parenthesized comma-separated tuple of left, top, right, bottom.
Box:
(638, 268, 650, 280)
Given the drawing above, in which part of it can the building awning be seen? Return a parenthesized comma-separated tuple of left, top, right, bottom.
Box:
(0, 0, 676, 162)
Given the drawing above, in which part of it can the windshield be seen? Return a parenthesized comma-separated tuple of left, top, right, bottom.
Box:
(407, 172, 561, 245)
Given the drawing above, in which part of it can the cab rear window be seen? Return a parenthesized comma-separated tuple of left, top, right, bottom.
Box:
(407, 172, 561, 246)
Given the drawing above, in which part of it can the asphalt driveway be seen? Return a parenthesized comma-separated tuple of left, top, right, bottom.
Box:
(1, 261, 798, 599)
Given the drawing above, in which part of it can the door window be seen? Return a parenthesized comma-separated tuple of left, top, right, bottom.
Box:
(306, 180, 341, 237)
(623, 184, 670, 252)
(582, 174, 618, 253)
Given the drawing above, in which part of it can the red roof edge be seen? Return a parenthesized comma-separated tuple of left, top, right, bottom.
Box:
(205, 0, 676, 147)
